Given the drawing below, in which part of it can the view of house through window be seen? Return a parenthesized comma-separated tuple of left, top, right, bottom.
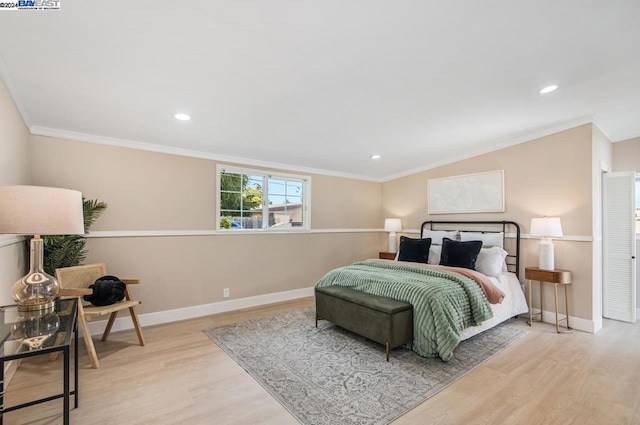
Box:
(218, 167, 309, 230)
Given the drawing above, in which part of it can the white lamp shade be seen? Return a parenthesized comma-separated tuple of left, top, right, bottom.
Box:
(0, 185, 85, 235)
(384, 218, 402, 232)
(530, 217, 563, 238)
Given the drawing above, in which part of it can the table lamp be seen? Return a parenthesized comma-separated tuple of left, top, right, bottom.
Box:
(0, 185, 84, 312)
(384, 218, 402, 253)
(530, 217, 563, 271)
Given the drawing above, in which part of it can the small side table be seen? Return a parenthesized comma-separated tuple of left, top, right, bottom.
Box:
(379, 252, 396, 260)
(0, 298, 79, 425)
(525, 267, 573, 333)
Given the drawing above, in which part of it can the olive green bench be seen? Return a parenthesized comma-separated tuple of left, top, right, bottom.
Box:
(315, 285, 413, 361)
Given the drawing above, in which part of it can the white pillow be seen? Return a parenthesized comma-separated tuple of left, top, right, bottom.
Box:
(459, 231, 503, 248)
(428, 245, 442, 265)
(475, 246, 508, 278)
(422, 230, 458, 245)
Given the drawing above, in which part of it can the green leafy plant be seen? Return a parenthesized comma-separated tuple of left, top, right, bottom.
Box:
(41, 197, 107, 275)
(220, 216, 233, 229)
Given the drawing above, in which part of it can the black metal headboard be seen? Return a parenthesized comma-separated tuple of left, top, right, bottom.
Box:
(420, 220, 521, 278)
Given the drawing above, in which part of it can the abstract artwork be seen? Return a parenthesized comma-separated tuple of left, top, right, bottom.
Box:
(428, 170, 504, 214)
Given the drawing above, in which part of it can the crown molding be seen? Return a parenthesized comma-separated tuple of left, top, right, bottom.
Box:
(612, 131, 640, 143)
(29, 117, 598, 184)
(380, 115, 595, 182)
(29, 126, 381, 182)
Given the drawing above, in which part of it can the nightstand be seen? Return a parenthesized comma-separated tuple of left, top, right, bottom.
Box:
(525, 267, 573, 333)
(379, 252, 396, 260)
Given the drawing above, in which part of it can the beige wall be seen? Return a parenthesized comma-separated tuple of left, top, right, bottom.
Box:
(22, 106, 615, 328)
(29, 124, 602, 325)
(383, 124, 593, 234)
(84, 233, 381, 314)
(612, 136, 640, 311)
(30, 136, 383, 231)
(0, 76, 30, 305)
(382, 124, 596, 322)
(29, 136, 384, 316)
(612, 136, 640, 172)
(312, 174, 382, 229)
(0, 80, 29, 185)
(30, 137, 217, 230)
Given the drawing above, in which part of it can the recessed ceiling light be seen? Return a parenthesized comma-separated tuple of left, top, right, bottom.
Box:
(174, 113, 191, 121)
(539, 85, 558, 94)
(370, 154, 381, 160)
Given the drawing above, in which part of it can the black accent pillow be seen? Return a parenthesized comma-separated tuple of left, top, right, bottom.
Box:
(83, 275, 126, 306)
(439, 237, 483, 270)
(398, 236, 432, 263)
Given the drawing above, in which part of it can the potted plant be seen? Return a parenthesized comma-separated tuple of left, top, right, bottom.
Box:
(40, 198, 107, 275)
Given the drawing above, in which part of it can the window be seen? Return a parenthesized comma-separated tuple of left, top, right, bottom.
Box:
(217, 165, 310, 231)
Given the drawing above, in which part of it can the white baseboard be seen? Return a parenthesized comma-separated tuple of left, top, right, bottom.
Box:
(87, 286, 315, 336)
(86, 287, 597, 336)
(532, 309, 595, 333)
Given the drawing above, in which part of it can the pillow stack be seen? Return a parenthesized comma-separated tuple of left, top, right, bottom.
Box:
(395, 230, 508, 278)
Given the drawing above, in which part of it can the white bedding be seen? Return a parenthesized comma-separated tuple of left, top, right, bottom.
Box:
(460, 271, 529, 340)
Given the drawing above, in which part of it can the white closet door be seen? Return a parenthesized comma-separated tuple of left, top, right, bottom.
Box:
(603, 171, 636, 322)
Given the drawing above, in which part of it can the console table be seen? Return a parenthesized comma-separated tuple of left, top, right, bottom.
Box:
(0, 298, 79, 425)
(525, 267, 573, 333)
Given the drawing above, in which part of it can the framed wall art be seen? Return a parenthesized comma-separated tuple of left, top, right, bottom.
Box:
(428, 170, 504, 214)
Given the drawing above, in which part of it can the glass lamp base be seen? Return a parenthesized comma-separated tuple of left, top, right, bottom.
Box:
(11, 237, 60, 312)
(17, 299, 56, 313)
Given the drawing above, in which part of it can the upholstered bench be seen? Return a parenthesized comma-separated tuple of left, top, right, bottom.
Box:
(315, 285, 413, 361)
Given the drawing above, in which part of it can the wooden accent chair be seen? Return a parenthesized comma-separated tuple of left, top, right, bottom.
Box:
(55, 263, 146, 368)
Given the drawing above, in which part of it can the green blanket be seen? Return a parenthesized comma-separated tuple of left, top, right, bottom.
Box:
(314, 260, 493, 361)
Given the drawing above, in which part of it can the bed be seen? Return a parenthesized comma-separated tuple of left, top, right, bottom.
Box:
(314, 220, 529, 361)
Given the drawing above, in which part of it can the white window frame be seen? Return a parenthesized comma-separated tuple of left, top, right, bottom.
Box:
(216, 164, 312, 231)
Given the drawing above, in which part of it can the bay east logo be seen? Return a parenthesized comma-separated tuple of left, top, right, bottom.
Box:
(0, 0, 60, 10)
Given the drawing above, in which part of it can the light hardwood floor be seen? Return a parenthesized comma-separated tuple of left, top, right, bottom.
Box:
(5, 298, 640, 425)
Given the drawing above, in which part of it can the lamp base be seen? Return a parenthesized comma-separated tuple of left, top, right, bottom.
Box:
(388, 233, 397, 253)
(17, 299, 56, 313)
(11, 236, 59, 312)
(538, 238, 555, 271)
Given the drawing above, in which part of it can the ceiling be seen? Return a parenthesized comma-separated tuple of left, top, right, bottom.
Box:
(1, 1, 639, 181)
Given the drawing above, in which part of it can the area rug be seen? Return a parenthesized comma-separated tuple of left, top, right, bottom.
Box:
(203, 307, 526, 425)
